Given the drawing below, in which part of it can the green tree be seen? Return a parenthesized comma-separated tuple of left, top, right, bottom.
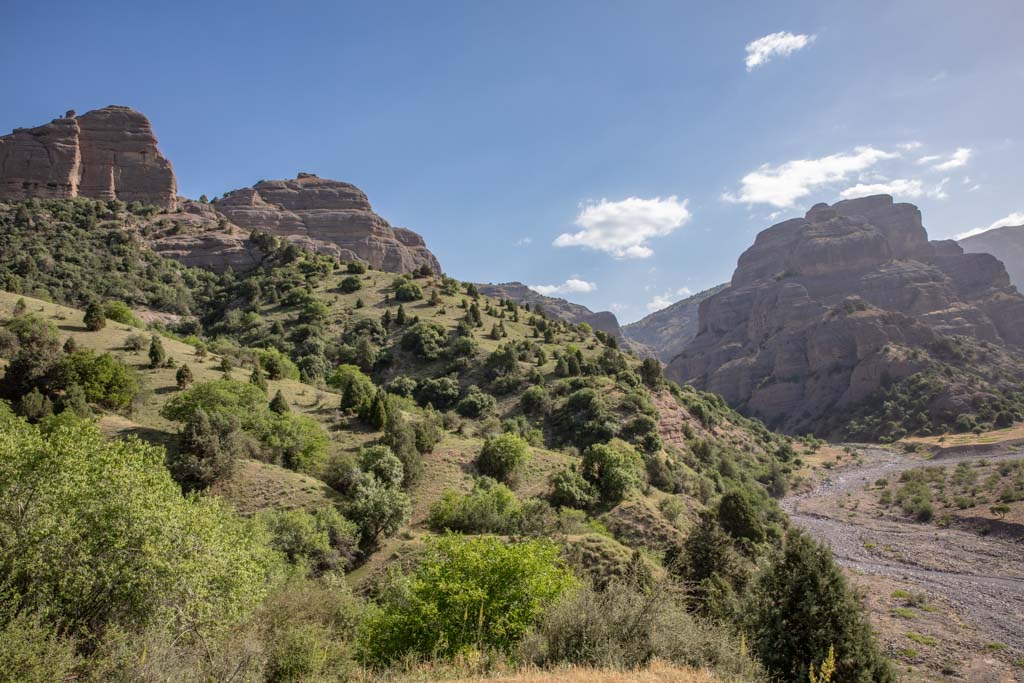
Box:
(1, 314, 63, 398)
(357, 535, 578, 665)
(548, 467, 596, 509)
(83, 301, 106, 331)
(329, 364, 377, 415)
(56, 349, 140, 411)
(270, 389, 290, 414)
(476, 433, 532, 485)
(747, 529, 895, 683)
(717, 489, 765, 543)
(148, 335, 166, 368)
(339, 275, 363, 293)
(168, 407, 244, 491)
(581, 439, 644, 505)
(175, 363, 194, 389)
(250, 361, 268, 393)
(345, 473, 411, 550)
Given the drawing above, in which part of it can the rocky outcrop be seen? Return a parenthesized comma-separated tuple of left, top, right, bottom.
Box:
(667, 195, 1024, 434)
(215, 174, 441, 274)
(960, 225, 1024, 292)
(149, 200, 262, 273)
(0, 106, 176, 210)
(476, 281, 627, 343)
(622, 284, 728, 362)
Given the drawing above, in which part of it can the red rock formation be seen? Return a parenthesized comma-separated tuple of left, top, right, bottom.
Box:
(0, 106, 177, 210)
(667, 195, 1024, 433)
(215, 173, 441, 274)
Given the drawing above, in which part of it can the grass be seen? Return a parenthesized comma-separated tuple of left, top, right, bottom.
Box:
(905, 632, 938, 647)
(362, 660, 727, 682)
(891, 607, 917, 620)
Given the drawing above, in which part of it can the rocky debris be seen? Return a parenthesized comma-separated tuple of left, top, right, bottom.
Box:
(215, 174, 441, 275)
(476, 281, 627, 344)
(959, 224, 1024, 292)
(0, 106, 177, 210)
(622, 284, 728, 362)
(667, 195, 1024, 433)
(148, 200, 261, 273)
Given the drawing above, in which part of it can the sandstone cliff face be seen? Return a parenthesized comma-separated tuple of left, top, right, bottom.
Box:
(959, 225, 1024, 292)
(149, 200, 262, 273)
(0, 106, 177, 210)
(215, 174, 441, 275)
(667, 195, 1024, 433)
(622, 284, 728, 362)
(476, 281, 627, 343)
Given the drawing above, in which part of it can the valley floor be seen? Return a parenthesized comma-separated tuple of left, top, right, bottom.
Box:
(784, 444, 1024, 681)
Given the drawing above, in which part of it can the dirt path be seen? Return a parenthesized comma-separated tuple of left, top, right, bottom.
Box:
(783, 445, 1024, 655)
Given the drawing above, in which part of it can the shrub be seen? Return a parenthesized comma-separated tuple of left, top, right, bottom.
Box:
(400, 321, 447, 360)
(0, 613, 79, 683)
(428, 477, 523, 534)
(56, 349, 140, 410)
(414, 376, 460, 409)
(386, 375, 418, 397)
(175, 363, 194, 389)
(549, 467, 596, 509)
(344, 472, 411, 550)
(477, 433, 532, 484)
(346, 260, 367, 274)
(83, 300, 106, 331)
(339, 275, 363, 293)
(456, 384, 497, 418)
(0, 410, 282, 640)
(167, 407, 247, 491)
(717, 489, 766, 543)
(124, 332, 148, 351)
(581, 439, 644, 505)
(258, 506, 358, 575)
(148, 335, 166, 368)
(520, 385, 549, 415)
(329, 364, 376, 415)
(104, 300, 142, 327)
(357, 535, 578, 665)
(393, 277, 423, 302)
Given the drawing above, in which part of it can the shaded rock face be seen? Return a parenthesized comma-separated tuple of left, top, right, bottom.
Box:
(667, 195, 1024, 433)
(215, 174, 441, 274)
(476, 281, 627, 343)
(960, 225, 1024, 292)
(622, 284, 728, 362)
(149, 200, 261, 273)
(0, 106, 177, 210)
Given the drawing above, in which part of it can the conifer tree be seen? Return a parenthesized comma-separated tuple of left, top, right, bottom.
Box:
(269, 389, 290, 414)
(148, 335, 166, 369)
(175, 364, 194, 389)
(83, 301, 106, 331)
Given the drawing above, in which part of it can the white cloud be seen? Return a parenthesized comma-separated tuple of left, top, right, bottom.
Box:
(554, 196, 691, 259)
(530, 278, 597, 297)
(839, 177, 949, 201)
(722, 146, 897, 208)
(956, 211, 1024, 240)
(745, 31, 815, 71)
(898, 141, 923, 151)
(645, 287, 693, 312)
(933, 147, 972, 171)
(916, 154, 942, 165)
(514, 237, 532, 247)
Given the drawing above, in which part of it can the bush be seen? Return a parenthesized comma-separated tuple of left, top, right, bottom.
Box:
(520, 579, 759, 678)
(414, 376, 460, 409)
(168, 407, 247, 491)
(747, 529, 895, 682)
(357, 535, 578, 665)
(346, 260, 368, 274)
(549, 467, 597, 509)
(104, 300, 142, 327)
(0, 613, 79, 683)
(477, 433, 532, 484)
(56, 349, 140, 410)
(400, 321, 447, 360)
(456, 384, 497, 418)
(393, 277, 423, 301)
(83, 300, 106, 331)
(329, 364, 376, 415)
(520, 385, 549, 415)
(0, 409, 282, 640)
(428, 477, 522, 534)
(717, 489, 766, 543)
(148, 335, 166, 368)
(339, 275, 363, 293)
(581, 439, 644, 505)
(258, 506, 358, 576)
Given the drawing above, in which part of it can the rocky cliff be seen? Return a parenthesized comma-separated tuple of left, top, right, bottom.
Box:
(476, 281, 627, 343)
(667, 195, 1024, 435)
(959, 225, 1024, 292)
(215, 174, 441, 274)
(148, 200, 262, 273)
(0, 106, 177, 210)
(622, 284, 728, 362)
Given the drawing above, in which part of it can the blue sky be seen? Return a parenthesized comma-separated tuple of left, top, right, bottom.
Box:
(2, 0, 1022, 322)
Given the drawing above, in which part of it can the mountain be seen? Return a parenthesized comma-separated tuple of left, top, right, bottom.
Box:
(622, 284, 728, 362)
(0, 105, 177, 210)
(476, 281, 627, 343)
(959, 224, 1024, 291)
(215, 173, 441, 274)
(668, 195, 1024, 438)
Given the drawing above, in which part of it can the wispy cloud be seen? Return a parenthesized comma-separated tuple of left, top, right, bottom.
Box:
(722, 146, 897, 208)
(554, 196, 691, 259)
(839, 177, 948, 201)
(530, 278, 597, 297)
(956, 211, 1024, 240)
(745, 31, 815, 71)
(898, 141, 923, 151)
(645, 287, 693, 312)
(933, 147, 972, 171)
(514, 237, 532, 247)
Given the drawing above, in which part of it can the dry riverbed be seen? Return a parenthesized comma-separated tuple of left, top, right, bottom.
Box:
(783, 443, 1024, 681)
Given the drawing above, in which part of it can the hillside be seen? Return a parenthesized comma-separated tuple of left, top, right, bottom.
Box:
(669, 195, 1024, 440)
(0, 196, 887, 682)
(622, 284, 727, 362)
(959, 224, 1024, 291)
(477, 281, 628, 344)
